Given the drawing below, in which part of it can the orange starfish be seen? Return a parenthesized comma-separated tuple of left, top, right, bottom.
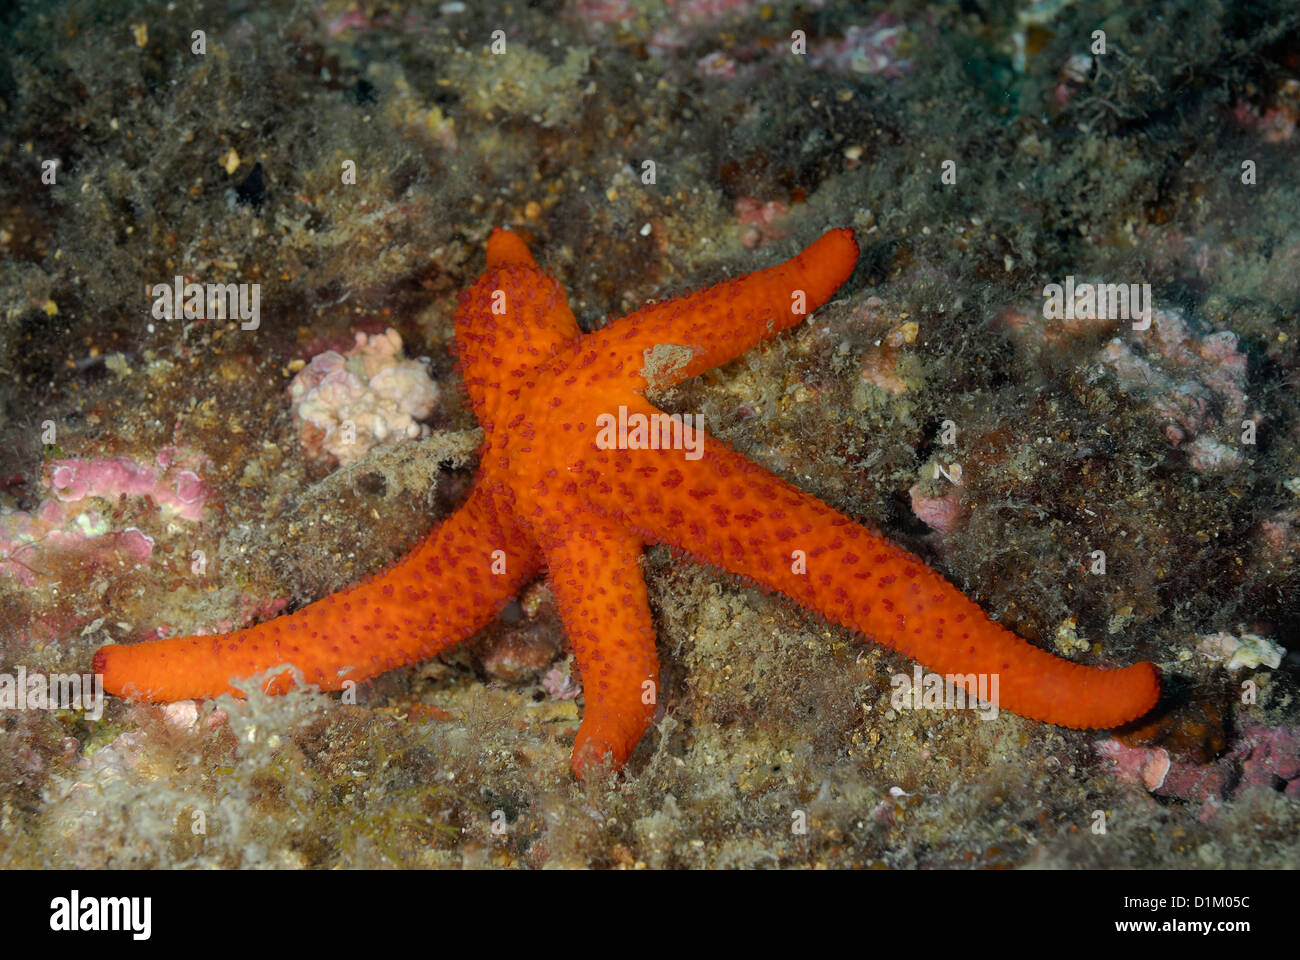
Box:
(95, 228, 1160, 778)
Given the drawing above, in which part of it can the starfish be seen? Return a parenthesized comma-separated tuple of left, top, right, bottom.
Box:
(95, 227, 1161, 778)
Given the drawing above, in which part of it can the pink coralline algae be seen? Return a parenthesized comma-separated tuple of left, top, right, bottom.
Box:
(1052, 53, 1093, 108)
(1095, 737, 1235, 818)
(575, 0, 638, 26)
(696, 51, 737, 79)
(1096, 738, 1174, 792)
(0, 500, 151, 587)
(1226, 80, 1300, 143)
(1258, 508, 1300, 560)
(810, 15, 912, 79)
(997, 301, 1114, 351)
(654, 0, 754, 47)
(542, 664, 582, 701)
(735, 197, 789, 249)
(1097, 724, 1300, 811)
(1095, 308, 1256, 472)
(852, 298, 918, 396)
(0, 448, 210, 586)
(909, 484, 962, 537)
(1235, 725, 1300, 798)
(317, 3, 425, 39)
(288, 328, 439, 465)
(46, 447, 209, 522)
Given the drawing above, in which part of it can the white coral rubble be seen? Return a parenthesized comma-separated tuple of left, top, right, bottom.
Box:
(289, 328, 438, 465)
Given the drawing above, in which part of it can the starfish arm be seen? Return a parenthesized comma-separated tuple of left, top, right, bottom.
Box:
(539, 510, 659, 779)
(94, 485, 543, 700)
(589, 439, 1160, 730)
(454, 229, 582, 426)
(583, 228, 858, 392)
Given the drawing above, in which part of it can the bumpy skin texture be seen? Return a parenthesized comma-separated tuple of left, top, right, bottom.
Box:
(95, 228, 1160, 778)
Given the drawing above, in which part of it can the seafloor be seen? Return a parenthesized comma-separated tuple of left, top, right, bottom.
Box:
(0, 0, 1297, 868)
